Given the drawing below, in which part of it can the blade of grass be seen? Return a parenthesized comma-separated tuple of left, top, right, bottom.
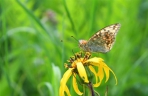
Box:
(1, 0, 14, 95)
(89, 0, 97, 35)
(63, 0, 77, 35)
(119, 50, 148, 95)
(16, 0, 56, 44)
(16, 0, 46, 31)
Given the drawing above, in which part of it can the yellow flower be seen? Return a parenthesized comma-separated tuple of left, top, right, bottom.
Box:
(59, 52, 117, 96)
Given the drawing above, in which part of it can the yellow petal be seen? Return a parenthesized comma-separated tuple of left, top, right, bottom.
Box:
(60, 68, 73, 86)
(85, 57, 104, 66)
(93, 82, 101, 87)
(76, 62, 89, 83)
(65, 85, 71, 96)
(72, 74, 83, 95)
(59, 85, 71, 96)
(102, 62, 117, 85)
(97, 64, 104, 83)
(59, 86, 63, 96)
(103, 65, 110, 83)
(88, 65, 102, 87)
(108, 67, 118, 85)
(59, 68, 73, 96)
(88, 66, 98, 84)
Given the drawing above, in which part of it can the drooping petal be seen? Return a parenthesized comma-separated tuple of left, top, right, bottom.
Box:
(93, 81, 101, 87)
(85, 57, 104, 66)
(88, 65, 102, 87)
(103, 63, 110, 83)
(72, 74, 83, 95)
(102, 62, 117, 85)
(76, 62, 89, 83)
(88, 65, 98, 84)
(60, 68, 73, 86)
(102, 62, 118, 85)
(65, 85, 71, 96)
(59, 85, 71, 96)
(108, 67, 118, 85)
(59, 85, 63, 96)
(97, 64, 104, 83)
(59, 68, 73, 96)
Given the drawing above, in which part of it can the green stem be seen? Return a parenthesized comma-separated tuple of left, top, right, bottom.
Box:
(88, 82, 95, 96)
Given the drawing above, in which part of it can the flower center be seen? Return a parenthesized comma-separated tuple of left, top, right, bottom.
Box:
(65, 52, 91, 68)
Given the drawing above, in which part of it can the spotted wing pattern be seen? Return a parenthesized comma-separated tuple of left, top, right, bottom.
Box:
(86, 23, 121, 53)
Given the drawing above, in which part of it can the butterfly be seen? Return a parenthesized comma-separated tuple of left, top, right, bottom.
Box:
(79, 23, 121, 53)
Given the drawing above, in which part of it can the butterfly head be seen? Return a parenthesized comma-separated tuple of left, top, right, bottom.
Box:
(79, 40, 88, 50)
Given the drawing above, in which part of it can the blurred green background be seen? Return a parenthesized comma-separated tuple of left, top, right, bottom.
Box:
(0, 0, 148, 96)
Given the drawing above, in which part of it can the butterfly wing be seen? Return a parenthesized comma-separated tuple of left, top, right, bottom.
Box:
(87, 23, 121, 53)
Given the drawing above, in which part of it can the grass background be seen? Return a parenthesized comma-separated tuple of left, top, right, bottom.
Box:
(0, 0, 148, 96)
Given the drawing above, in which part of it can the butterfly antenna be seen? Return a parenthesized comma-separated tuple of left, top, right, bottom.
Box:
(71, 36, 79, 42)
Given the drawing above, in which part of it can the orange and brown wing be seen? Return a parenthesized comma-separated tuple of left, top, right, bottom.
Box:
(87, 23, 121, 53)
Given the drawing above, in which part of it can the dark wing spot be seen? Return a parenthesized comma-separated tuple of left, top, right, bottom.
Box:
(103, 32, 115, 46)
(113, 25, 116, 30)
